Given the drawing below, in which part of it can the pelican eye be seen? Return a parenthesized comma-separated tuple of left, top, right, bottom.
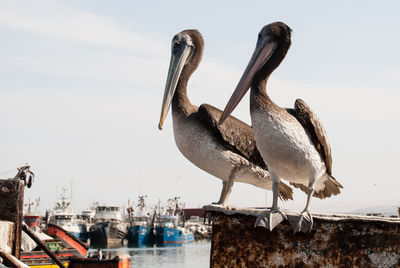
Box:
(173, 42, 180, 50)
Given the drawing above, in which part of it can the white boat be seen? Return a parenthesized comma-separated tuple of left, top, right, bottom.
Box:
(49, 188, 88, 241)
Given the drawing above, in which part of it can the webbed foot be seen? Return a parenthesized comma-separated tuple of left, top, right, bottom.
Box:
(211, 201, 225, 207)
(289, 210, 313, 233)
(255, 209, 287, 231)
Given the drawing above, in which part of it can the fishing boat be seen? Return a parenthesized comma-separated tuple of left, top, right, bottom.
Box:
(154, 197, 194, 245)
(78, 206, 96, 241)
(126, 195, 154, 246)
(155, 215, 194, 244)
(21, 223, 87, 268)
(80, 208, 95, 224)
(23, 198, 41, 231)
(48, 188, 88, 241)
(20, 239, 80, 267)
(88, 205, 127, 246)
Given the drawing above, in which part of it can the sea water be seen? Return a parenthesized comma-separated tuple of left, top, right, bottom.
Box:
(90, 240, 211, 268)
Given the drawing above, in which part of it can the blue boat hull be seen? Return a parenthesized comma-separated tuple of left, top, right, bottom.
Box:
(127, 225, 152, 245)
(155, 227, 194, 244)
(60, 223, 88, 242)
(70, 231, 89, 242)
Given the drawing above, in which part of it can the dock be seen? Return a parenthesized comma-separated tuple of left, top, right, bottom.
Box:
(204, 204, 400, 267)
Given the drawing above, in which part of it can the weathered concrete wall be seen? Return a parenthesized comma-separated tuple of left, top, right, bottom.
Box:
(204, 205, 400, 268)
(0, 179, 24, 258)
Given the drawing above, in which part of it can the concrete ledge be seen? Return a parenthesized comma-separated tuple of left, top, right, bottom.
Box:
(203, 205, 400, 267)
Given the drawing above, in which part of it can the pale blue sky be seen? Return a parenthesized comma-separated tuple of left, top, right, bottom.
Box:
(1, 0, 399, 214)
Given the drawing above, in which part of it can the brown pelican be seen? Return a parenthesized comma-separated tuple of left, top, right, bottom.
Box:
(158, 29, 293, 206)
(219, 22, 343, 233)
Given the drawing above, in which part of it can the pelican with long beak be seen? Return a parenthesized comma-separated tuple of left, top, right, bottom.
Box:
(219, 22, 343, 233)
(159, 29, 293, 206)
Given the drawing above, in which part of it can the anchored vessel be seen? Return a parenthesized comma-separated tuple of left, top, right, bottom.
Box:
(23, 198, 41, 231)
(154, 197, 194, 245)
(49, 188, 88, 241)
(126, 195, 154, 246)
(126, 215, 153, 245)
(88, 205, 127, 246)
(155, 215, 194, 244)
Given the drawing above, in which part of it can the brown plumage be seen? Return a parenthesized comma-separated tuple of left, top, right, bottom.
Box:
(159, 29, 293, 204)
(197, 104, 292, 201)
(219, 22, 343, 232)
(291, 177, 342, 199)
(287, 99, 343, 198)
(198, 104, 267, 169)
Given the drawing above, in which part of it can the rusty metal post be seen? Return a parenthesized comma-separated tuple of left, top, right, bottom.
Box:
(204, 205, 400, 267)
(0, 179, 24, 259)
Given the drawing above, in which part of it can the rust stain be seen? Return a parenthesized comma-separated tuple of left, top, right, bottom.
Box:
(207, 210, 400, 268)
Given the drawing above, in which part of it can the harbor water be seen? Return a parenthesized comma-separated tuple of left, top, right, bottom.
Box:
(89, 240, 211, 268)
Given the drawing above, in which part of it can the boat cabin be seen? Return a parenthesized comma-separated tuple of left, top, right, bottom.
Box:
(158, 215, 178, 228)
(94, 206, 123, 222)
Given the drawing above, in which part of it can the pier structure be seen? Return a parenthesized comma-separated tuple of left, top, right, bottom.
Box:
(204, 204, 400, 267)
(0, 178, 24, 259)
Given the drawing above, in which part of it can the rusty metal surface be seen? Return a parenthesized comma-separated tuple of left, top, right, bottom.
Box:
(205, 206, 400, 267)
(0, 179, 24, 258)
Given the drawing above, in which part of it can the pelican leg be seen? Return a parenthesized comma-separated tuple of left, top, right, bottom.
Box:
(289, 182, 314, 233)
(255, 173, 286, 230)
(212, 170, 235, 206)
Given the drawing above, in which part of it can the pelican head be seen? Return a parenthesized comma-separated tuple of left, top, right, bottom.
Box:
(219, 22, 292, 125)
(158, 30, 204, 130)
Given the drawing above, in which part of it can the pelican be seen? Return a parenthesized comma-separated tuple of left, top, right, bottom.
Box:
(219, 22, 343, 233)
(158, 29, 293, 206)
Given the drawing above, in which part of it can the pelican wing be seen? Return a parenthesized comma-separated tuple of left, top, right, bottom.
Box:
(288, 99, 343, 199)
(290, 98, 332, 174)
(197, 104, 267, 169)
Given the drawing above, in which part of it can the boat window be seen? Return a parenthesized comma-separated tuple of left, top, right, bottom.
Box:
(55, 215, 72, 220)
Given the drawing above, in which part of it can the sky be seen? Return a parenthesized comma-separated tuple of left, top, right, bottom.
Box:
(1, 0, 399, 215)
